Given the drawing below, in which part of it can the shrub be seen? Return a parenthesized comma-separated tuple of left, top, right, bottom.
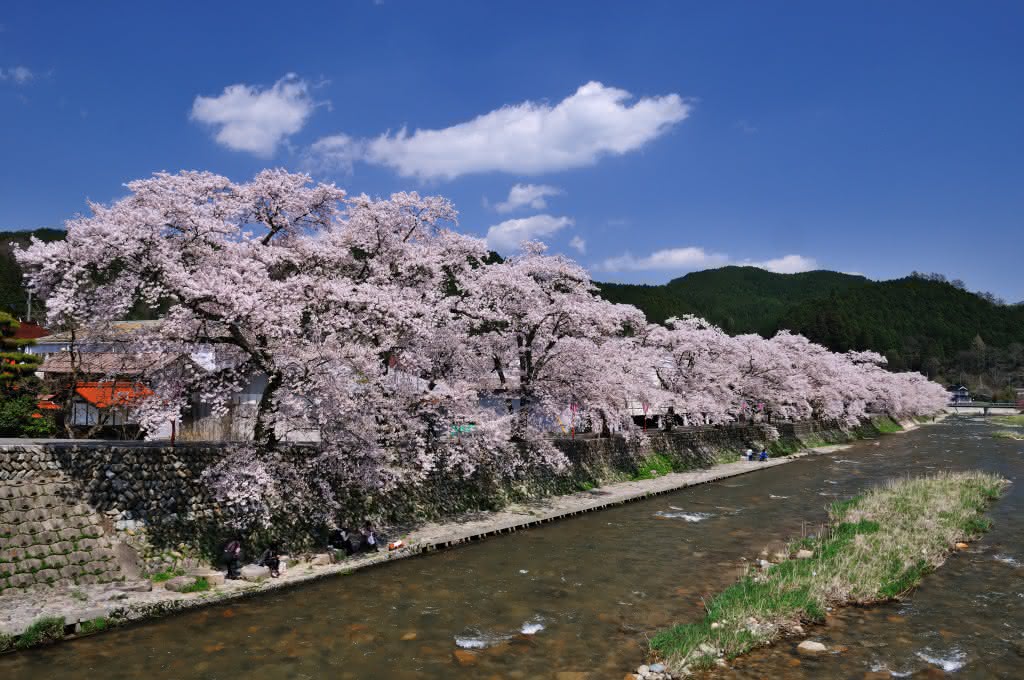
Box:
(150, 567, 184, 583)
(15, 616, 65, 649)
(0, 395, 53, 438)
(78, 617, 108, 634)
(872, 416, 903, 434)
(632, 453, 675, 480)
(181, 577, 211, 593)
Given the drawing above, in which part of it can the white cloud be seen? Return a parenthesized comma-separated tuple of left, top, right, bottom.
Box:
(747, 254, 817, 274)
(486, 214, 574, 253)
(569, 235, 587, 254)
(494, 183, 563, 213)
(597, 247, 817, 274)
(0, 66, 34, 84)
(309, 81, 689, 180)
(191, 74, 316, 156)
(306, 133, 363, 173)
(598, 247, 729, 272)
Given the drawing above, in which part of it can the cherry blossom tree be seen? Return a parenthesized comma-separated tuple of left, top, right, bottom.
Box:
(16, 168, 950, 526)
(17, 170, 509, 522)
(456, 243, 654, 459)
(644, 316, 946, 427)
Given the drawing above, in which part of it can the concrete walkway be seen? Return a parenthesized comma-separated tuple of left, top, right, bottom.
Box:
(1, 444, 858, 644)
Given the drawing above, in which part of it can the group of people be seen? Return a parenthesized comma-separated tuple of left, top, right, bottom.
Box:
(220, 521, 382, 580)
(744, 447, 770, 462)
(221, 539, 282, 580)
(327, 522, 381, 557)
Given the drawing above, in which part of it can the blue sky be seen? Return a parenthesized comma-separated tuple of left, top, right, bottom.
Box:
(2, 1, 1022, 301)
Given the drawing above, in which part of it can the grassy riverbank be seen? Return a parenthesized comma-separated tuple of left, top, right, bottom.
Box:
(991, 415, 1024, 427)
(650, 471, 1008, 675)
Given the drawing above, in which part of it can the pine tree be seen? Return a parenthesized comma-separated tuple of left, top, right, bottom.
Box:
(0, 311, 42, 394)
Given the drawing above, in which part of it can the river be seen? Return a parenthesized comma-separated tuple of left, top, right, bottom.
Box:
(2, 417, 1021, 679)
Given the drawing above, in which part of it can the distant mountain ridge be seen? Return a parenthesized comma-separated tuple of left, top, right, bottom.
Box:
(598, 266, 1024, 385)
(598, 267, 868, 334)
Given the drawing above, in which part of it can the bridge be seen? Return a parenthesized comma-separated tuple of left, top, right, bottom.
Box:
(945, 402, 1022, 416)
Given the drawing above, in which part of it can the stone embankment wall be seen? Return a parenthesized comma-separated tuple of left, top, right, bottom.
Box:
(0, 472, 125, 596)
(0, 418, 865, 592)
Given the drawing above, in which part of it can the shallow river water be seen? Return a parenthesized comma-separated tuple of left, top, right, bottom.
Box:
(3, 417, 1022, 679)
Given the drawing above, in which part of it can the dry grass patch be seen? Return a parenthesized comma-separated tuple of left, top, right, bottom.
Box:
(650, 471, 1008, 676)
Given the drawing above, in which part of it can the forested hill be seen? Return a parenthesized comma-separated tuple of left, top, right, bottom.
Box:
(597, 266, 1024, 389)
(0, 228, 64, 317)
(779, 277, 1024, 358)
(597, 267, 868, 334)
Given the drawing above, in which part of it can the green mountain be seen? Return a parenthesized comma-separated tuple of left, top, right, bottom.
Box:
(0, 228, 64, 319)
(598, 266, 1024, 395)
(597, 267, 868, 334)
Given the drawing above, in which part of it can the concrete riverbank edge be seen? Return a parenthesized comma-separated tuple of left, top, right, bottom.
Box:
(0, 417, 940, 652)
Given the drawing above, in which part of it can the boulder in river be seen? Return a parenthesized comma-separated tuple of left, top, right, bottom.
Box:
(452, 649, 478, 666)
(797, 640, 827, 654)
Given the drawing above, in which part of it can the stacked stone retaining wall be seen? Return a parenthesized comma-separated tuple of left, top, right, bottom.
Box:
(0, 419, 859, 588)
(0, 473, 125, 596)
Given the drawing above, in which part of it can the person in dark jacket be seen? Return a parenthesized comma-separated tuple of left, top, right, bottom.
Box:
(223, 538, 243, 579)
(360, 521, 380, 553)
(328, 527, 359, 556)
(258, 543, 281, 578)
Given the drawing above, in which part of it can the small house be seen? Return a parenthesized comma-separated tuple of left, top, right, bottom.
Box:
(948, 385, 971, 404)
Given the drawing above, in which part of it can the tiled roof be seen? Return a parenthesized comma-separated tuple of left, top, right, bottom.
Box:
(74, 381, 154, 408)
(39, 351, 176, 376)
(33, 320, 165, 344)
(12, 321, 49, 340)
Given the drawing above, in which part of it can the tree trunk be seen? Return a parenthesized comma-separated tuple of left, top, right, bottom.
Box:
(62, 327, 78, 438)
(513, 334, 533, 442)
(253, 370, 283, 448)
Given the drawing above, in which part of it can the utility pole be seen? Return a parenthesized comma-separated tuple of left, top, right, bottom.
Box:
(26, 290, 32, 323)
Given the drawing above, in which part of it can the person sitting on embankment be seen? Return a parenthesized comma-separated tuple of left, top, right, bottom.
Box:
(222, 537, 243, 580)
(328, 524, 381, 557)
(258, 543, 282, 578)
(360, 521, 381, 553)
(328, 526, 357, 556)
